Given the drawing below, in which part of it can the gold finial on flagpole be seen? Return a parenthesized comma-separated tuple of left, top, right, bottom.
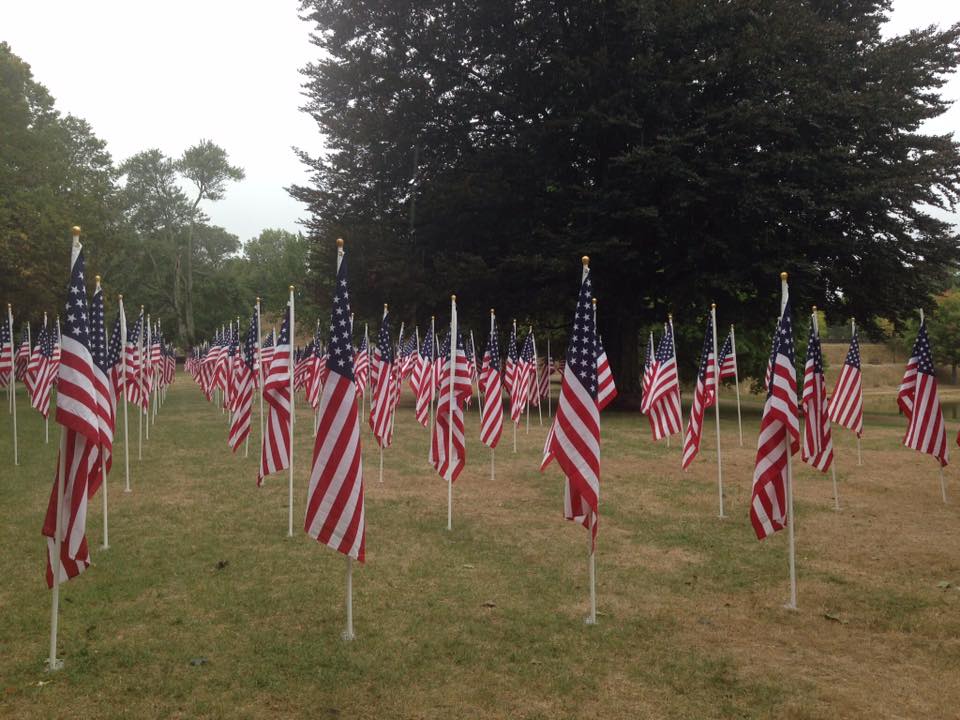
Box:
(780, 272, 788, 281)
(582, 255, 589, 267)
(711, 302, 716, 310)
(668, 313, 673, 321)
(384, 304, 389, 312)
(336, 237, 344, 249)
(140, 305, 144, 311)
(72, 226, 81, 237)
(592, 298, 597, 306)
(812, 305, 817, 313)
(451, 294, 456, 302)
(490, 308, 494, 315)
(289, 285, 294, 291)
(118, 294, 123, 300)
(95, 275, 101, 284)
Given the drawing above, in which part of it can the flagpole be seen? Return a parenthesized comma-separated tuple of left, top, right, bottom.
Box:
(730, 324, 743, 447)
(782, 272, 797, 610)
(668, 314, 680, 448)
(47, 225, 81, 672)
(447, 295, 458, 531)
(138, 307, 143, 460)
(546, 337, 552, 419)
(581, 255, 597, 626)
(256, 299, 265, 469)
(8, 305, 18, 466)
(145, 316, 151, 441)
(380, 305, 387, 484)
(94, 277, 110, 551)
(391, 321, 404, 438)
(532, 327, 543, 427)
(852, 318, 862, 466)
(428, 315, 435, 441)
(489, 310, 496, 481)
(288, 285, 296, 538)
(361, 323, 368, 422)
(811, 307, 840, 511)
(118, 297, 130, 491)
(711, 304, 725, 518)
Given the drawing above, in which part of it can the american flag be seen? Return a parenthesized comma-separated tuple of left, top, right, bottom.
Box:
(353, 332, 370, 399)
(42, 240, 98, 587)
(750, 298, 799, 540)
(511, 331, 535, 423)
(228, 311, 258, 452)
(15, 323, 31, 381)
(801, 321, 834, 472)
(412, 325, 435, 427)
(430, 327, 472, 483)
(595, 333, 617, 411)
(399, 327, 419, 382)
(898, 322, 948, 466)
(718, 329, 737, 381)
(681, 312, 717, 470)
(641, 322, 682, 441)
(540, 264, 600, 547)
(0, 307, 11, 387)
(125, 311, 144, 407)
(306, 337, 327, 410)
(261, 329, 276, 376)
(305, 251, 365, 561)
(480, 317, 503, 449)
(28, 324, 57, 419)
(828, 330, 863, 437)
(641, 332, 655, 403)
(369, 309, 395, 448)
(505, 324, 519, 407)
(108, 309, 125, 399)
(258, 305, 292, 486)
(87, 283, 116, 490)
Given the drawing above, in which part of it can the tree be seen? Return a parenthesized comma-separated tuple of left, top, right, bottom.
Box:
(242, 228, 321, 325)
(178, 140, 245, 342)
(292, 0, 960, 401)
(928, 289, 960, 383)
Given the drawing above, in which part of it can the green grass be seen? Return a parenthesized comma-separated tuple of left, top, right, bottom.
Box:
(1, 379, 960, 718)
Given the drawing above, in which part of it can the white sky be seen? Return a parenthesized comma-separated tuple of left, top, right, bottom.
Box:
(1, 0, 958, 243)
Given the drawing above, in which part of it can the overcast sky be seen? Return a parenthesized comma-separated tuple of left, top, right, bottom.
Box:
(1, 0, 958, 243)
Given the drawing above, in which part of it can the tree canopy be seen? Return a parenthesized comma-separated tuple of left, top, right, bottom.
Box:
(292, 0, 960, 398)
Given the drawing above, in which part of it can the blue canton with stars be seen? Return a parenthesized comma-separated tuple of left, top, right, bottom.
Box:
(0, 312, 9, 352)
(564, 270, 598, 399)
(804, 322, 823, 376)
(128, 313, 142, 347)
(90, 288, 109, 373)
(242, 310, 259, 371)
(277, 305, 291, 348)
(655, 322, 674, 365)
(326, 256, 355, 381)
(911, 323, 936, 377)
(107, 309, 123, 370)
(63, 248, 91, 354)
(718, 332, 732, 367)
(520, 332, 534, 365)
(506, 324, 519, 366)
(695, 312, 714, 383)
(376, 311, 394, 365)
(844, 332, 861, 370)
(419, 326, 433, 361)
(486, 322, 501, 369)
(766, 300, 795, 397)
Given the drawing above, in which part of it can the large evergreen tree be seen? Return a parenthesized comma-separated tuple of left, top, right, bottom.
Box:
(292, 0, 960, 400)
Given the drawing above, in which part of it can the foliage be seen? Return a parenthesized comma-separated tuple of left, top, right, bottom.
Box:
(293, 0, 960, 397)
(928, 289, 960, 382)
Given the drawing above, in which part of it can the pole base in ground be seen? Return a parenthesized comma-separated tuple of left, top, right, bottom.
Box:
(45, 658, 64, 672)
(783, 601, 797, 611)
(341, 629, 356, 642)
(124, 488, 131, 494)
(100, 544, 110, 551)
(584, 615, 597, 626)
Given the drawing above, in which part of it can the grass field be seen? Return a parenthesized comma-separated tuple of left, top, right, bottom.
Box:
(2, 374, 960, 719)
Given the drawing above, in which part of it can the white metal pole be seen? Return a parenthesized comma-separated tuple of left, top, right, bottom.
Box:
(119, 298, 130, 491)
(782, 273, 797, 610)
(470, 330, 481, 415)
(489, 310, 496, 481)
(711, 305, 724, 518)
(939, 466, 948, 504)
(513, 319, 518, 453)
(343, 556, 355, 641)
(288, 287, 295, 537)
(547, 337, 552, 419)
(48, 429, 66, 671)
(531, 326, 542, 427)
(668, 315, 682, 447)
(145, 316, 151, 441)
(8, 306, 18, 466)
(582, 258, 597, 626)
(361, 323, 368, 422)
(851, 319, 862, 466)
(427, 316, 435, 443)
(257, 299, 265, 467)
(810, 309, 839, 512)
(731, 325, 743, 447)
(447, 295, 458, 531)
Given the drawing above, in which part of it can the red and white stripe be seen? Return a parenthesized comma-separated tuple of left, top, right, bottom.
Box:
(258, 309, 292, 486)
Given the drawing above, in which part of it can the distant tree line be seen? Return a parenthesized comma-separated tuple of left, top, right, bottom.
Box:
(0, 42, 317, 348)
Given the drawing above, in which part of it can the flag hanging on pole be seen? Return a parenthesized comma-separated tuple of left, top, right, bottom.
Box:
(369, 308, 396, 448)
(641, 322, 682, 441)
(305, 243, 365, 561)
(480, 314, 503, 449)
(413, 325, 434, 428)
(594, 304, 617, 411)
(87, 280, 116, 491)
(801, 317, 834, 473)
(353, 333, 370, 399)
(898, 321, 948, 466)
(750, 296, 799, 540)
(42, 238, 99, 586)
(0, 309, 11, 388)
(229, 311, 258, 452)
(682, 311, 717, 469)
(258, 304, 292, 486)
(827, 328, 863, 437)
(28, 324, 56, 419)
(125, 311, 144, 406)
(718, 330, 737, 381)
(15, 323, 31, 381)
(540, 258, 600, 547)
(430, 318, 472, 483)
